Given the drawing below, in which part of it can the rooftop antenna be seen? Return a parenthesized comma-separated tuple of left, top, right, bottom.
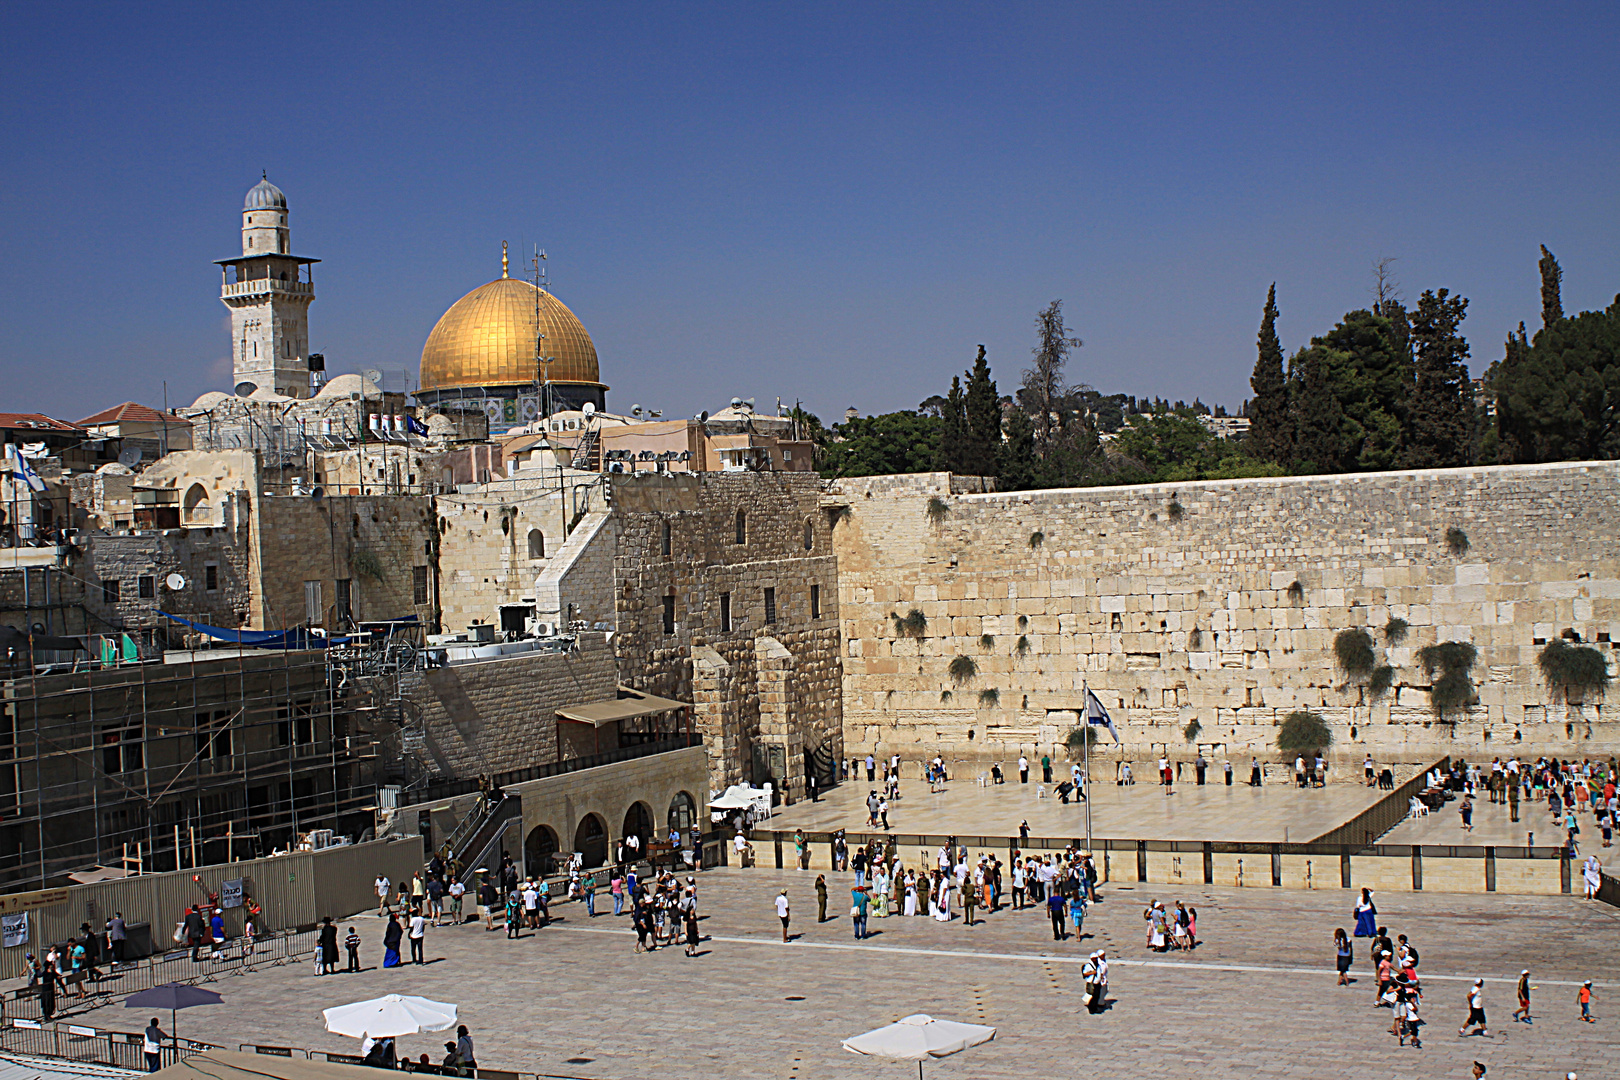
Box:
(531, 245, 552, 421)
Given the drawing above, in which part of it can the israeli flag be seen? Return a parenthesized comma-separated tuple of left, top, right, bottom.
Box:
(1085, 688, 1120, 742)
(8, 447, 46, 494)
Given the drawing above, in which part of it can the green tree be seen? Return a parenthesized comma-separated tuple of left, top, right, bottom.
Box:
(1495, 297, 1620, 462)
(1298, 309, 1409, 471)
(1247, 284, 1291, 463)
(961, 345, 1001, 477)
(1540, 244, 1564, 327)
(1401, 288, 1473, 469)
(1114, 411, 1222, 481)
(933, 377, 967, 473)
(819, 410, 943, 478)
(996, 402, 1038, 491)
(1290, 345, 1348, 473)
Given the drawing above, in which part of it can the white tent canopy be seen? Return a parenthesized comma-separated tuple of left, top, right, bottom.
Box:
(843, 1014, 996, 1077)
(322, 995, 458, 1039)
(707, 784, 771, 810)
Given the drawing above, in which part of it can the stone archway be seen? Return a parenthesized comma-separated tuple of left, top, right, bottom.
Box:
(667, 791, 696, 835)
(622, 801, 653, 849)
(574, 813, 607, 869)
(525, 824, 559, 878)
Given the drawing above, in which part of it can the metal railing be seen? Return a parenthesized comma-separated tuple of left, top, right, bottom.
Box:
(0, 1019, 220, 1071)
(409, 734, 702, 806)
(0, 927, 318, 1019)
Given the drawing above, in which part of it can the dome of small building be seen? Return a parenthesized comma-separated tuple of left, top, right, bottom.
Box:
(244, 175, 287, 210)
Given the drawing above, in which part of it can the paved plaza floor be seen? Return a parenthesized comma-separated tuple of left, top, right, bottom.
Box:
(58, 867, 1620, 1079)
(1382, 789, 1614, 853)
(767, 770, 1401, 843)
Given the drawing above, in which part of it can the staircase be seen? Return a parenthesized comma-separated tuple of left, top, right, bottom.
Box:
(570, 426, 600, 471)
(444, 792, 521, 871)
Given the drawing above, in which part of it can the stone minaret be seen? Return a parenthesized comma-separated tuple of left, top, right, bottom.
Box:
(218, 175, 319, 397)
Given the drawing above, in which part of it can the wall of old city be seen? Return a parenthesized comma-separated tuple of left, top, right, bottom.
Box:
(251, 492, 436, 629)
(829, 463, 1620, 770)
(607, 471, 842, 796)
(390, 633, 620, 778)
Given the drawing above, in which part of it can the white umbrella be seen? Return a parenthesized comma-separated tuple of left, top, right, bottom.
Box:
(322, 994, 458, 1038)
(843, 1014, 996, 1078)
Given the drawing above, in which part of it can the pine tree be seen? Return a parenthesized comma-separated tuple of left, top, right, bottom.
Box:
(1290, 346, 1347, 473)
(996, 403, 1038, 491)
(961, 345, 1000, 476)
(1539, 245, 1564, 327)
(1400, 288, 1472, 468)
(934, 376, 967, 473)
(1247, 284, 1290, 463)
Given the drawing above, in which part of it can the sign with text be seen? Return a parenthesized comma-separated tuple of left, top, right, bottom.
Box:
(1, 913, 27, 948)
(220, 879, 244, 909)
(0, 888, 68, 915)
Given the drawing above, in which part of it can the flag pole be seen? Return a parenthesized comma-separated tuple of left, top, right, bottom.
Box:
(1083, 682, 1093, 852)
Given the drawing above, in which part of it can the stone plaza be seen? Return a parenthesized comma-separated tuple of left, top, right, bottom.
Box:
(51, 855, 1620, 1080)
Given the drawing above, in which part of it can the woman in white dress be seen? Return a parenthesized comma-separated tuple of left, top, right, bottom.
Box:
(904, 871, 918, 916)
(935, 875, 952, 922)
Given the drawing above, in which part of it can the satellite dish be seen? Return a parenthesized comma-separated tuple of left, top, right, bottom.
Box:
(630, 403, 641, 417)
(233, 381, 258, 397)
(310, 486, 325, 500)
(363, 369, 383, 387)
(165, 573, 188, 591)
(582, 402, 596, 418)
(117, 447, 142, 467)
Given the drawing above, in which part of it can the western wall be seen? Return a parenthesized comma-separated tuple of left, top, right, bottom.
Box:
(828, 461, 1620, 771)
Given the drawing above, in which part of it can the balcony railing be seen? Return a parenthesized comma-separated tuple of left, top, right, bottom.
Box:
(221, 278, 313, 299)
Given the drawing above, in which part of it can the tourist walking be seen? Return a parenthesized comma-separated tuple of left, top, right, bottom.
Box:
(1092, 950, 1109, 1011)
(1513, 970, 1532, 1023)
(345, 926, 361, 972)
(408, 909, 426, 964)
(375, 874, 391, 916)
(1353, 888, 1377, 937)
(1460, 979, 1491, 1037)
(1047, 887, 1067, 940)
(1334, 928, 1353, 985)
(382, 914, 403, 967)
(851, 884, 870, 939)
(1582, 855, 1602, 899)
(776, 890, 791, 942)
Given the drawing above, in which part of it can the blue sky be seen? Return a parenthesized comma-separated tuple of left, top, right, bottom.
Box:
(3, 2, 1617, 424)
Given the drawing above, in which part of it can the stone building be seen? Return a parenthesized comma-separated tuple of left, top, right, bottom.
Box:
(218, 176, 318, 399)
(828, 463, 1620, 769)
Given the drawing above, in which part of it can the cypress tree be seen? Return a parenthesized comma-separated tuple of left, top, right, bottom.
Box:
(934, 376, 967, 473)
(1247, 284, 1290, 463)
(1495, 322, 1532, 464)
(1539, 245, 1564, 327)
(1400, 288, 1472, 469)
(961, 345, 1000, 476)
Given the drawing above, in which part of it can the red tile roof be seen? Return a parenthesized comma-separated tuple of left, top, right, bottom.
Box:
(0, 413, 84, 433)
(77, 401, 189, 427)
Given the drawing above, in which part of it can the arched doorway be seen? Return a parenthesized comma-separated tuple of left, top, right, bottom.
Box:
(182, 483, 211, 525)
(667, 791, 696, 835)
(525, 824, 558, 878)
(622, 801, 653, 857)
(573, 814, 607, 868)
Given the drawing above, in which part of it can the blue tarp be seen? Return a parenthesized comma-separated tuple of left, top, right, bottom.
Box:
(159, 612, 354, 649)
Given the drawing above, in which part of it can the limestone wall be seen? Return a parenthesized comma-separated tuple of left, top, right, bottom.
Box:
(829, 463, 1620, 768)
(393, 633, 620, 777)
(608, 472, 844, 796)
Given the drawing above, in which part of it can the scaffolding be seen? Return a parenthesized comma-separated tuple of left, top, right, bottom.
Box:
(0, 641, 388, 891)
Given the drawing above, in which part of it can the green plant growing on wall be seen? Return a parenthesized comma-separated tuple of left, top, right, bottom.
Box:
(1183, 718, 1201, 742)
(1369, 665, 1396, 699)
(1418, 641, 1478, 718)
(1444, 526, 1470, 557)
(940, 690, 952, 703)
(1188, 627, 1203, 648)
(948, 655, 978, 685)
(979, 633, 995, 651)
(1028, 530, 1045, 551)
(1277, 710, 1332, 753)
(1017, 614, 1028, 629)
(926, 496, 950, 524)
(1167, 498, 1184, 521)
(1384, 617, 1409, 645)
(1333, 628, 1376, 678)
(891, 609, 928, 638)
(1065, 725, 1098, 753)
(1015, 635, 1031, 656)
(978, 688, 999, 706)
(1538, 638, 1611, 702)
(351, 549, 386, 583)
(1286, 580, 1305, 604)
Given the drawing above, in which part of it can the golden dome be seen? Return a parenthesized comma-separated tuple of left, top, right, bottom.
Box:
(419, 272, 603, 394)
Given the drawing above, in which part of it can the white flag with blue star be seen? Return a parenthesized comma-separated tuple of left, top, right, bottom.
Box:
(1085, 688, 1120, 742)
